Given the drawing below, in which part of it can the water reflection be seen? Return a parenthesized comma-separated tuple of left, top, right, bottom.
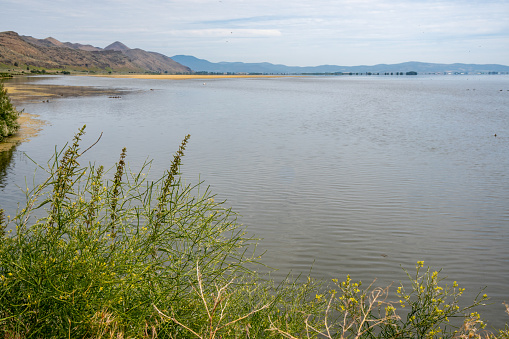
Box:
(0, 144, 16, 190)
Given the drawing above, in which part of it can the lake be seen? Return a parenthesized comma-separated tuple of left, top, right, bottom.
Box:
(1, 74, 508, 327)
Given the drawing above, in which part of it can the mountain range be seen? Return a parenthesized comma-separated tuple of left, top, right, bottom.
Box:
(1, 31, 508, 75)
(0, 31, 191, 74)
(171, 55, 509, 74)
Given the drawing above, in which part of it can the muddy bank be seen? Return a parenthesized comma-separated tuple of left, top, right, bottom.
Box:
(4, 82, 128, 104)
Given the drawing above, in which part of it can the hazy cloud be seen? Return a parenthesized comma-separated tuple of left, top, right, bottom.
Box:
(1, 0, 508, 65)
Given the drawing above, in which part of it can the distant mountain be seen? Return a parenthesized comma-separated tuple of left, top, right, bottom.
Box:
(2, 30, 507, 75)
(172, 55, 509, 74)
(0, 31, 191, 74)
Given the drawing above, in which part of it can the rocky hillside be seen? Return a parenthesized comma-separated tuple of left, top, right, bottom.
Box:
(0, 31, 191, 74)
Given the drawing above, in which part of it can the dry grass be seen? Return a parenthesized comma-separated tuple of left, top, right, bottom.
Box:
(153, 263, 271, 339)
(267, 282, 397, 339)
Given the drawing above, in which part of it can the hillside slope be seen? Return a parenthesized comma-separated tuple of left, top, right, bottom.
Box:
(0, 31, 190, 74)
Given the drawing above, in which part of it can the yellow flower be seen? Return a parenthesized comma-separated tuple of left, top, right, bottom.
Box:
(385, 305, 395, 315)
(417, 261, 424, 268)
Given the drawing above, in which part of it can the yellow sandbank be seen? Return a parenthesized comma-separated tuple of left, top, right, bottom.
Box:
(3, 85, 58, 99)
(88, 74, 286, 80)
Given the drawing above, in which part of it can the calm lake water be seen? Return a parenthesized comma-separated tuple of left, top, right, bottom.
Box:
(1, 74, 509, 327)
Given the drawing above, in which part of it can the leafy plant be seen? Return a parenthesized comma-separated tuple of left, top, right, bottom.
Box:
(0, 81, 21, 141)
(268, 262, 493, 339)
(0, 126, 258, 337)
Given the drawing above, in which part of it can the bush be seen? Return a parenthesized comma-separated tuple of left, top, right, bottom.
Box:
(0, 126, 265, 337)
(0, 81, 20, 142)
(0, 127, 506, 338)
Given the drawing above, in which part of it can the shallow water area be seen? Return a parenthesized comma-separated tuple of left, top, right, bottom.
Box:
(1, 74, 508, 328)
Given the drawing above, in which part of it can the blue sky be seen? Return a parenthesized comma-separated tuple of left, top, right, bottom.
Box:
(1, 0, 508, 66)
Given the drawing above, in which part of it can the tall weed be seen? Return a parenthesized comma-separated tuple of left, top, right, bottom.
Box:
(0, 126, 258, 337)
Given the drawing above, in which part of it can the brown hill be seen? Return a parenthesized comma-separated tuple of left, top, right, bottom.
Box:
(105, 41, 130, 51)
(0, 31, 191, 74)
(62, 42, 102, 52)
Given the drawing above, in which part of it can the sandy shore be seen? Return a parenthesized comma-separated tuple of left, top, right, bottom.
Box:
(0, 112, 47, 152)
(2, 83, 48, 152)
(88, 74, 286, 80)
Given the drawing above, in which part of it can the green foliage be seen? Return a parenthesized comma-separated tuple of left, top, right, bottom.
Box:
(0, 81, 21, 141)
(0, 127, 506, 338)
(271, 263, 495, 339)
(0, 127, 259, 337)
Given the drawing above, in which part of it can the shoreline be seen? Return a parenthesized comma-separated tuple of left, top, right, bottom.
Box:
(1, 81, 130, 153)
(0, 112, 47, 152)
(87, 74, 289, 80)
(2, 82, 47, 152)
(0, 74, 286, 152)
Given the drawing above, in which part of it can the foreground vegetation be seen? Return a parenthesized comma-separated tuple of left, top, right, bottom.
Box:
(0, 81, 20, 142)
(0, 127, 507, 338)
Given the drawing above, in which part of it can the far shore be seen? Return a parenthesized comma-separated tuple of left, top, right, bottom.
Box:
(87, 74, 289, 80)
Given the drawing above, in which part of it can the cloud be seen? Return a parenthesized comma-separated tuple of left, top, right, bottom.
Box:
(1, 0, 507, 65)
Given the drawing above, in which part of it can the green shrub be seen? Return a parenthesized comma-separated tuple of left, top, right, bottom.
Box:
(0, 126, 262, 337)
(0, 127, 505, 338)
(0, 81, 20, 142)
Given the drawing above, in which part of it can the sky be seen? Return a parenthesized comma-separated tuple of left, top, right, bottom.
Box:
(1, 0, 508, 66)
